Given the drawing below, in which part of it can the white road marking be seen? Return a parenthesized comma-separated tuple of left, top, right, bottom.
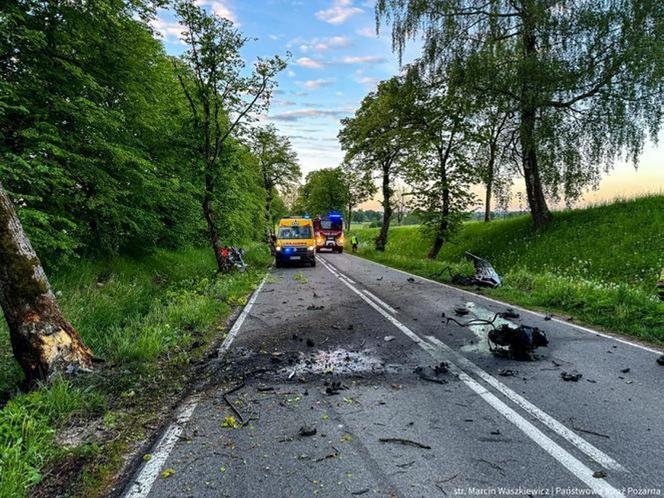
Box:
(219, 277, 267, 354)
(345, 253, 663, 355)
(123, 276, 267, 498)
(123, 397, 199, 498)
(425, 335, 625, 471)
(320, 257, 627, 497)
(362, 289, 399, 314)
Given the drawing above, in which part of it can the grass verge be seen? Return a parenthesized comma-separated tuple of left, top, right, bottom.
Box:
(348, 195, 664, 343)
(0, 244, 271, 498)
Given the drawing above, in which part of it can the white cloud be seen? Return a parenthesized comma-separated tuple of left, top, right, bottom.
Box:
(288, 70, 296, 77)
(195, 0, 238, 24)
(356, 76, 379, 87)
(296, 57, 324, 69)
(299, 36, 352, 53)
(341, 55, 386, 64)
(151, 16, 186, 42)
(356, 26, 376, 38)
(316, 0, 363, 25)
(300, 78, 335, 89)
(269, 109, 346, 121)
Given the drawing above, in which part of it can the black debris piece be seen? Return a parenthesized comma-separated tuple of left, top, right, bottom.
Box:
(498, 308, 520, 319)
(325, 380, 345, 396)
(307, 305, 325, 311)
(620, 368, 631, 374)
(299, 425, 317, 437)
(351, 489, 370, 496)
(544, 314, 552, 321)
(497, 368, 517, 377)
(561, 371, 583, 382)
(434, 362, 449, 374)
(306, 338, 315, 347)
(454, 306, 470, 316)
(407, 277, 415, 282)
(379, 437, 431, 449)
(593, 470, 607, 479)
(414, 366, 448, 384)
(657, 355, 664, 366)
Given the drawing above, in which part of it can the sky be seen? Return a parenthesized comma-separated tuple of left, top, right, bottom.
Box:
(152, 0, 663, 210)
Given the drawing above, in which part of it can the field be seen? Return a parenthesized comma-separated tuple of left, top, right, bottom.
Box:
(0, 245, 271, 497)
(349, 195, 664, 342)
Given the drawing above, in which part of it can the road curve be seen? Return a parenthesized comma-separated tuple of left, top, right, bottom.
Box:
(122, 253, 664, 498)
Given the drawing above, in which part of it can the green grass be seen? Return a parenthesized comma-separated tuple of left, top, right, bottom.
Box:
(0, 244, 272, 497)
(349, 195, 664, 342)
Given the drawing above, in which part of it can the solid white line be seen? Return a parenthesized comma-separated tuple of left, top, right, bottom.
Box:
(362, 289, 399, 314)
(123, 396, 199, 498)
(425, 336, 625, 472)
(219, 276, 266, 354)
(320, 259, 626, 497)
(123, 276, 267, 498)
(345, 253, 663, 355)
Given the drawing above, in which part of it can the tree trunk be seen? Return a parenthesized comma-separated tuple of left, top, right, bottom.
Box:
(347, 202, 353, 233)
(428, 186, 450, 260)
(202, 194, 225, 272)
(264, 189, 275, 254)
(484, 144, 495, 222)
(520, 4, 552, 230)
(0, 182, 93, 383)
(375, 164, 392, 252)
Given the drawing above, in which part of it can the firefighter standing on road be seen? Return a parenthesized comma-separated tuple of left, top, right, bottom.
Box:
(351, 234, 359, 253)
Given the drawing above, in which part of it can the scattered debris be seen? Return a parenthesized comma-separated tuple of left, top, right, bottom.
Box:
(445, 313, 547, 359)
(593, 470, 607, 479)
(351, 489, 370, 495)
(454, 306, 470, 316)
(498, 308, 520, 319)
(396, 461, 416, 468)
(299, 425, 317, 437)
(620, 368, 631, 374)
(384, 335, 395, 342)
(161, 468, 175, 479)
(377, 276, 383, 281)
(325, 380, 345, 396)
(570, 420, 610, 439)
(414, 365, 448, 385)
(307, 305, 325, 311)
(314, 447, 340, 462)
(221, 416, 242, 429)
(544, 314, 552, 321)
(378, 438, 431, 449)
(257, 386, 275, 392)
(407, 277, 415, 282)
(657, 355, 664, 366)
(306, 338, 315, 347)
(561, 371, 583, 382)
(490, 430, 501, 435)
(497, 368, 517, 377)
(467, 253, 502, 288)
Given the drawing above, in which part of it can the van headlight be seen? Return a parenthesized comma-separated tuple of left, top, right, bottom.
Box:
(308, 245, 315, 251)
(275, 246, 282, 252)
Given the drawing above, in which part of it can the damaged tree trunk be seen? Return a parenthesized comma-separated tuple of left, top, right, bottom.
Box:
(375, 162, 393, 252)
(0, 182, 93, 383)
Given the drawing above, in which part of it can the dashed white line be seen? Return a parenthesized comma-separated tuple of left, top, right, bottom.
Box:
(320, 257, 626, 498)
(123, 276, 267, 498)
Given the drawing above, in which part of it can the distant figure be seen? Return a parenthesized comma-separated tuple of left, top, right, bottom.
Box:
(351, 234, 359, 253)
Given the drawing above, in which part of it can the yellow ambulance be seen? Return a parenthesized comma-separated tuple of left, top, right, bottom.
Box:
(274, 217, 316, 268)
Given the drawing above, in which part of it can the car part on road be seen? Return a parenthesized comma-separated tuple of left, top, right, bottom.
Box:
(430, 253, 502, 288)
(657, 355, 664, 365)
(560, 371, 583, 382)
(298, 425, 317, 437)
(445, 312, 548, 359)
(497, 368, 517, 377)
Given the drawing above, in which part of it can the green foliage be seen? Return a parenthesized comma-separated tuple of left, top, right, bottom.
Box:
(351, 195, 664, 341)
(0, 245, 271, 496)
(296, 167, 349, 216)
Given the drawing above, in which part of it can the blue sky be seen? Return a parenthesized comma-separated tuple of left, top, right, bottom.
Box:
(152, 0, 663, 207)
(152, 0, 417, 175)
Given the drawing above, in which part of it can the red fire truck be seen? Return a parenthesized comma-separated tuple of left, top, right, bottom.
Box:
(313, 212, 345, 253)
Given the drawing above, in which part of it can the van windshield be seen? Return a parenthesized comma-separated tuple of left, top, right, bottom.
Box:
(278, 226, 312, 239)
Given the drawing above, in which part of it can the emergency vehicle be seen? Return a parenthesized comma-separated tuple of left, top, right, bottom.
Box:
(313, 212, 345, 253)
(274, 217, 316, 268)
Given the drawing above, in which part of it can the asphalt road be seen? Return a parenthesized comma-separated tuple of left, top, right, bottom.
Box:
(123, 253, 664, 498)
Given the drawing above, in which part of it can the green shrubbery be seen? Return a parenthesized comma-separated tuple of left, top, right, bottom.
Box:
(350, 195, 664, 341)
(0, 245, 271, 497)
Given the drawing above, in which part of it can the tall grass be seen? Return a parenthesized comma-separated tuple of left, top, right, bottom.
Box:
(0, 244, 271, 497)
(350, 195, 664, 341)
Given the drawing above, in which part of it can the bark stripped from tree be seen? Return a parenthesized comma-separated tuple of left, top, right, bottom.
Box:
(0, 182, 93, 383)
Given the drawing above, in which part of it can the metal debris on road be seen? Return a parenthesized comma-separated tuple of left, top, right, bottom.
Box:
(561, 371, 583, 382)
(497, 368, 517, 377)
(593, 470, 608, 479)
(414, 365, 448, 385)
(384, 335, 395, 342)
(657, 355, 664, 366)
(454, 306, 470, 316)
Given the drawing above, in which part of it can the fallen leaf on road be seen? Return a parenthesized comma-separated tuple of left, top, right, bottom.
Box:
(221, 416, 242, 429)
(161, 468, 175, 479)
